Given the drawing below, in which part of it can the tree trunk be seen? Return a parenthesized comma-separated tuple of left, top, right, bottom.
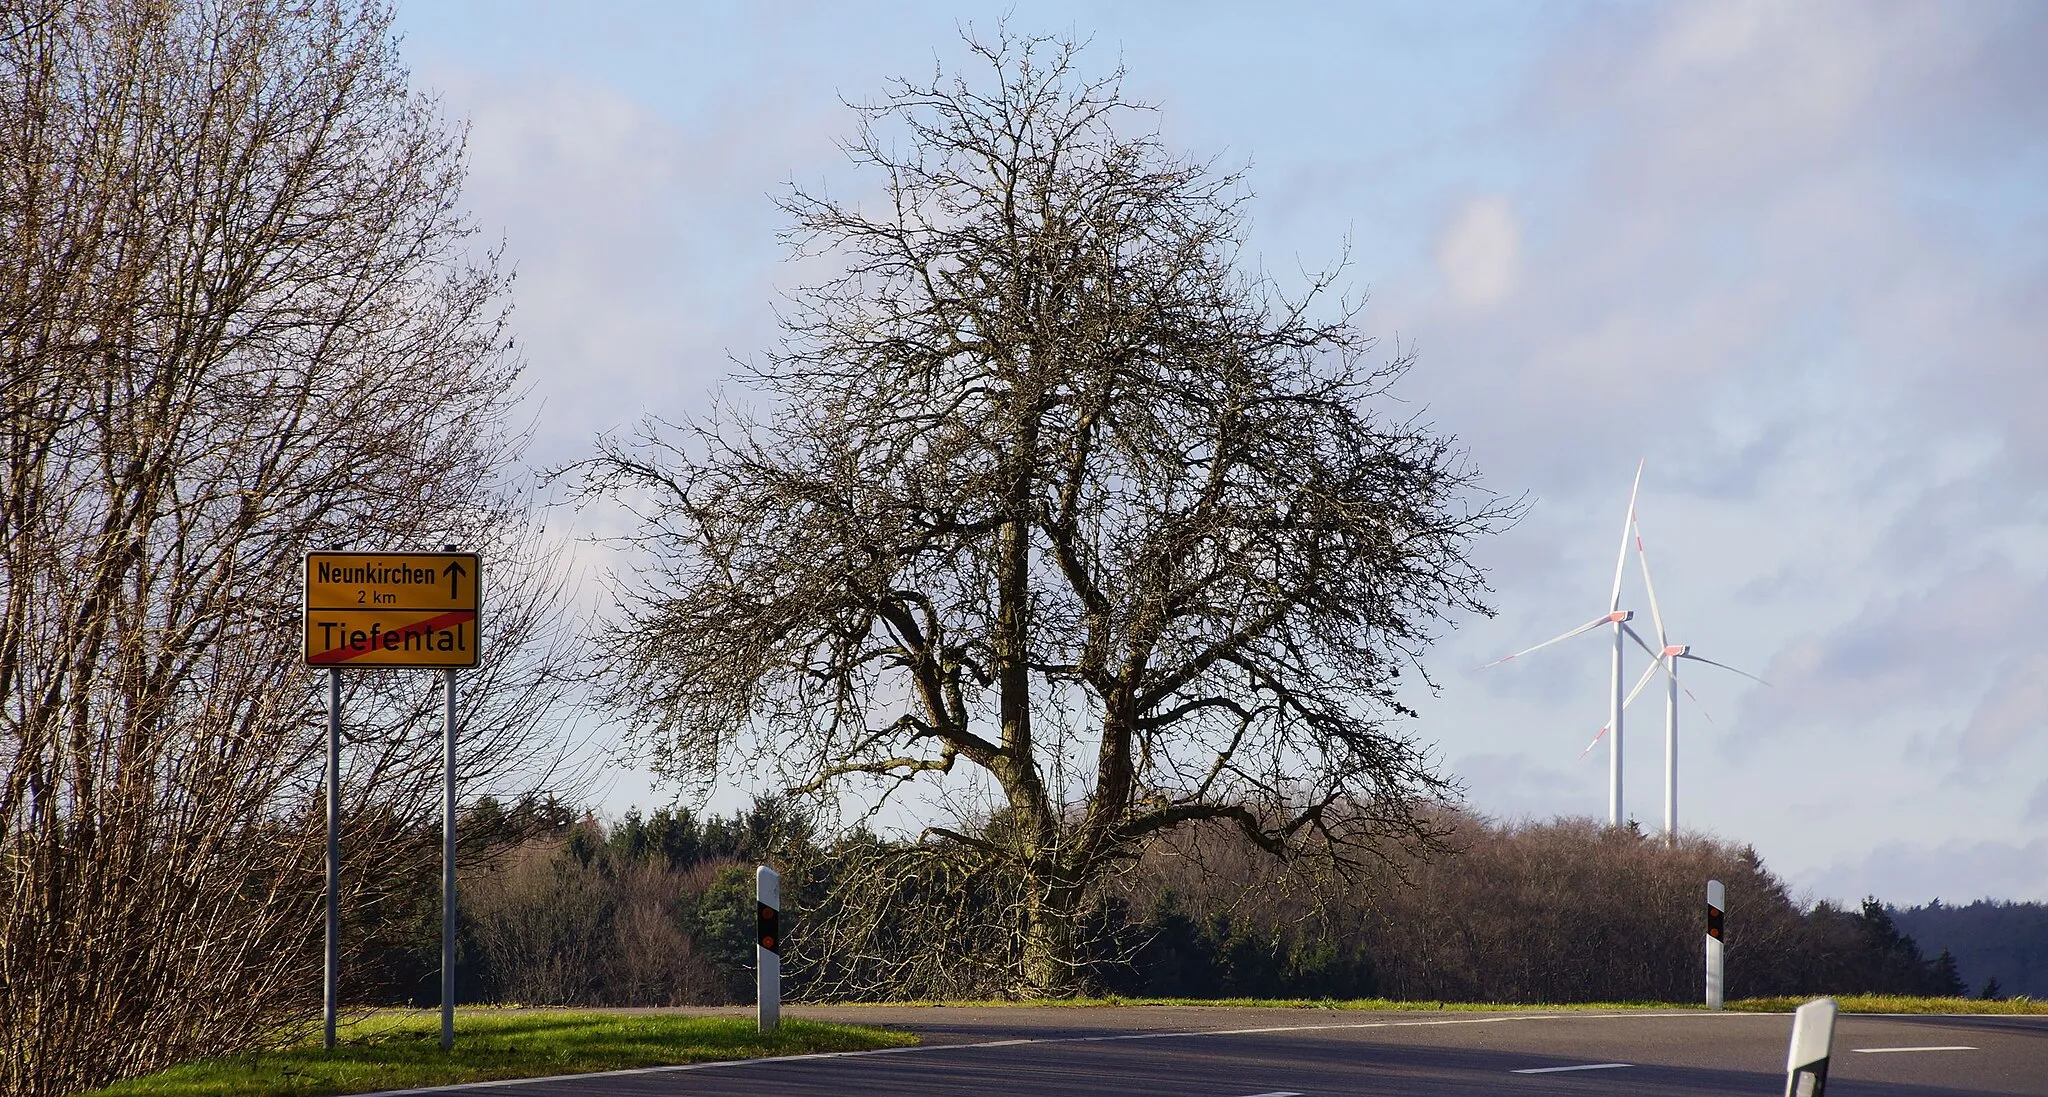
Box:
(1019, 870, 1086, 997)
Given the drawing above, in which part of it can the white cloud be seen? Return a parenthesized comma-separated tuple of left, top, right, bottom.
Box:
(1809, 836, 2048, 907)
(1400, 1, 2048, 900)
(1754, 563, 2045, 724)
(1453, 750, 1595, 825)
(1959, 653, 2048, 764)
(391, 1, 2048, 896)
(1436, 196, 1521, 307)
(423, 63, 852, 475)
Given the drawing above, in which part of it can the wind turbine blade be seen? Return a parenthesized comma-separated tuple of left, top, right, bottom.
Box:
(1683, 686, 1718, 726)
(1678, 652, 1772, 687)
(1632, 515, 1668, 647)
(1622, 655, 1663, 707)
(1610, 459, 1645, 612)
(1579, 660, 1663, 758)
(1475, 613, 1618, 670)
(1619, 621, 1675, 676)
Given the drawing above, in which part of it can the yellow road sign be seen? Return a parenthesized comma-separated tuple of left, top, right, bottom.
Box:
(304, 551, 479, 668)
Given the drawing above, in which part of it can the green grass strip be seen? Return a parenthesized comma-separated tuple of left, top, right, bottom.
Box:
(836, 994, 2048, 1015)
(85, 1011, 917, 1097)
(855, 995, 1690, 1011)
(1728, 994, 2048, 1015)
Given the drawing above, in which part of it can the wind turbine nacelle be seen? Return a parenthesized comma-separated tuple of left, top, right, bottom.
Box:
(1664, 644, 1689, 657)
(1606, 610, 1633, 623)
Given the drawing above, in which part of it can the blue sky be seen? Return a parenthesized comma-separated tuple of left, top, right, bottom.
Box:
(392, 1, 2048, 906)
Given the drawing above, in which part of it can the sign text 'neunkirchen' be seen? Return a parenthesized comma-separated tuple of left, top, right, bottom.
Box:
(303, 551, 479, 668)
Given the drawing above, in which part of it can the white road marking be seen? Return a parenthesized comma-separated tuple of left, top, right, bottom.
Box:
(1235, 1091, 1303, 1096)
(1510, 1062, 1633, 1074)
(350, 1011, 1762, 1096)
(1851, 1045, 1978, 1054)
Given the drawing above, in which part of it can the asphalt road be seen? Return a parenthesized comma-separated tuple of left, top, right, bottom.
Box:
(374, 1007, 2048, 1097)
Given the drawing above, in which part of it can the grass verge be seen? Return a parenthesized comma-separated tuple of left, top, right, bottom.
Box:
(85, 1010, 918, 1097)
(837, 994, 2048, 1015)
(1729, 994, 2047, 1015)
(838, 996, 1702, 1011)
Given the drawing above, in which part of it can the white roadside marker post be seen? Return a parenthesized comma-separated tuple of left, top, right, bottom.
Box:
(1706, 879, 1725, 1010)
(1784, 997, 1838, 1097)
(757, 865, 780, 1034)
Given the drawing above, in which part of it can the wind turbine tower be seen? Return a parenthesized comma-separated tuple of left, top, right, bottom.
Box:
(1489, 464, 1769, 834)
(1480, 462, 1647, 827)
(1626, 512, 1769, 845)
(1603, 466, 1637, 827)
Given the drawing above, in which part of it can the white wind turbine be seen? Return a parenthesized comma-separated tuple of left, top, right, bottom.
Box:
(1478, 461, 1649, 827)
(1595, 507, 1769, 846)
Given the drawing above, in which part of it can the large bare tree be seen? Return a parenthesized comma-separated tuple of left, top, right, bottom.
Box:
(581, 32, 1511, 995)
(0, 2, 578, 1093)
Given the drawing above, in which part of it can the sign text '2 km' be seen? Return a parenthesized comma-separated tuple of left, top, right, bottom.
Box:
(303, 551, 479, 668)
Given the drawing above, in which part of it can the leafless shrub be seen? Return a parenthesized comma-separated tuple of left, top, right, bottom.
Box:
(0, 2, 578, 1092)
(463, 842, 728, 1006)
(786, 834, 1033, 1001)
(1117, 809, 1832, 1003)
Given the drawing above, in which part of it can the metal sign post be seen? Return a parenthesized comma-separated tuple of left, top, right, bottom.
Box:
(757, 865, 781, 1033)
(324, 669, 341, 1050)
(441, 667, 457, 1051)
(303, 548, 479, 1052)
(1706, 879, 1726, 1010)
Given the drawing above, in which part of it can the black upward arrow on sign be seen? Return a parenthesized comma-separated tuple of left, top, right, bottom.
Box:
(443, 558, 469, 600)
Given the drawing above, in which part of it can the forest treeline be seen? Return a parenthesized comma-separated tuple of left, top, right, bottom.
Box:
(1894, 899, 2048, 999)
(349, 799, 1969, 1007)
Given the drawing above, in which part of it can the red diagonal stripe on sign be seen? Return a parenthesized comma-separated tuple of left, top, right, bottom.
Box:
(308, 611, 476, 665)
